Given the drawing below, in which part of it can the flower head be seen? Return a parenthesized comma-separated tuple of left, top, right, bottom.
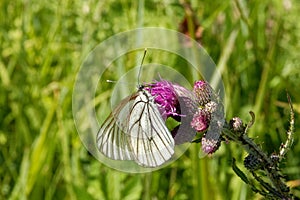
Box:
(146, 80, 181, 120)
(193, 80, 214, 105)
(201, 133, 222, 154)
(146, 79, 198, 144)
(230, 117, 244, 132)
(190, 109, 210, 132)
(146, 79, 225, 150)
(191, 80, 225, 154)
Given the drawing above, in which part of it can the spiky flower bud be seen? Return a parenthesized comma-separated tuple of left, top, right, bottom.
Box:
(201, 133, 222, 154)
(190, 109, 210, 132)
(244, 154, 263, 171)
(193, 80, 213, 105)
(192, 81, 225, 154)
(229, 117, 244, 133)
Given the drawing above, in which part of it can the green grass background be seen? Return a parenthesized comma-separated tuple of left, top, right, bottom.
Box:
(1, 0, 300, 199)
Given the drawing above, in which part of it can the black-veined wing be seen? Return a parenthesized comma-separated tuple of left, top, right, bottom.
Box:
(96, 89, 175, 167)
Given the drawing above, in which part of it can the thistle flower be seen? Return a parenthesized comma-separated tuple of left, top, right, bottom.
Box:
(229, 117, 244, 133)
(146, 80, 181, 120)
(147, 80, 198, 144)
(193, 80, 213, 105)
(147, 79, 225, 150)
(190, 109, 210, 132)
(192, 80, 225, 154)
(201, 133, 222, 154)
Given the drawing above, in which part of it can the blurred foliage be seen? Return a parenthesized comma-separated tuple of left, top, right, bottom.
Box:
(0, 0, 299, 199)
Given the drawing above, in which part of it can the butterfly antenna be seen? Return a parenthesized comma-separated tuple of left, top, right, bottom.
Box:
(137, 48, 147, 87)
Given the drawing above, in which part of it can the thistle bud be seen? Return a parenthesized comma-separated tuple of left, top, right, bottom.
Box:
(229, 117, 244, 133)
(244, 154, 263, 171)
(201, 132, 222, 154)
(190, 109, 210, 132)
(193, 81, 213, 105)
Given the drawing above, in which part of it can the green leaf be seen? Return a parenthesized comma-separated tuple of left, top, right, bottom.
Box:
(231, 158, 249, 184)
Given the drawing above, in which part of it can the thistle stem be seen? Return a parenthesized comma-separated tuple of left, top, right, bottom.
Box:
(222, 126, 292, 199)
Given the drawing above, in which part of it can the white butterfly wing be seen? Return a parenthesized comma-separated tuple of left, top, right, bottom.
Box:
(97, 109, 133, 160)
(96, 90, 175, 167)
(128, 90, 175, 167)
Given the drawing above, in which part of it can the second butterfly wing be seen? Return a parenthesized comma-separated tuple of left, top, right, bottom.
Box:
(97, 89, 175, 167)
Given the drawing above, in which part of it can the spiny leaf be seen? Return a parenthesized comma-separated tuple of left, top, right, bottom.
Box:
(231, 158, 249, 184)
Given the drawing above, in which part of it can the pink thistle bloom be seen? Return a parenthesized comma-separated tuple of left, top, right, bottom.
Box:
(146, 79, 225, 151)
(146, 80, 198, 144)
(192, 80, 225, 154)
(190, 109, 210, 132)
(146, 80, 181, 120)
(201, 135, 222, 154)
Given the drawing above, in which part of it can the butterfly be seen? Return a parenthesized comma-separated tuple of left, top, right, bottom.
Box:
(96, 51, 175, 168)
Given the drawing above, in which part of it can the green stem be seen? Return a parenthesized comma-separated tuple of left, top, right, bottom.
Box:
(191, 145, 209, 200)
(191, 145, 201, 199)
(143, 173, 152, 200)
(199, 158, 209, 200)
